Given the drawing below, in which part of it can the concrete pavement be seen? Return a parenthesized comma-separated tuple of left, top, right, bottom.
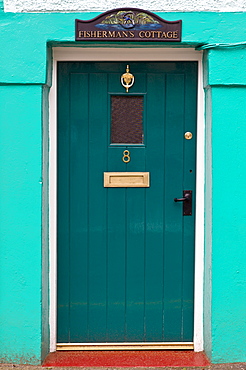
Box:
(1, 362, 246, 370)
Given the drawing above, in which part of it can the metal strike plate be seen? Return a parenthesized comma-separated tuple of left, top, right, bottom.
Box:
(183, 190, 192, 216)
(104, 172, 149, 188)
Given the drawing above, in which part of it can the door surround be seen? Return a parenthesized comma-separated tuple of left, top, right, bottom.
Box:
(49, 47, 204, 353)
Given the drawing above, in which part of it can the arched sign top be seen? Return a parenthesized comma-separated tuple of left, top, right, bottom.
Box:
(76, 8, 182, 42)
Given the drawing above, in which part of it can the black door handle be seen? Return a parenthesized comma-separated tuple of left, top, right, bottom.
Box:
(174, 196, 188, 202)
(174, 191, 192, 216)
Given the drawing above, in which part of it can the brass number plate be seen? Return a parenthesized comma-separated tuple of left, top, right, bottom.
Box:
(104, 172, 150, 188)
(122, 150, 131, 163)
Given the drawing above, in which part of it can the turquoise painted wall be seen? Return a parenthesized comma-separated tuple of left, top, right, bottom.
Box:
(210, 84, 246, 363)
(0, 85, 43, 364)
(0, 12, 246, 84)
(204, 48, 246, 363)
(0, 6, 246, 364)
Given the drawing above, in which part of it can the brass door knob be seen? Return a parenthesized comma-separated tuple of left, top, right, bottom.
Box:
(184, 132, 193, 140)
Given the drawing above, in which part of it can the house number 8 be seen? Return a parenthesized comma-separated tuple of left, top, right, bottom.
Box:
(122, 150, 131, 163)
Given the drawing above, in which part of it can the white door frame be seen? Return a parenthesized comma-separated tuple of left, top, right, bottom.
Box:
(49, 47, 204, 352)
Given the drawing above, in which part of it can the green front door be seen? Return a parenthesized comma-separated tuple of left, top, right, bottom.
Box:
(57, 61, 197, 344)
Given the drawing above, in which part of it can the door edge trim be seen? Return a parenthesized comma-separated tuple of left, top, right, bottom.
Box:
(49, 47, 204, 353)
(56, 342, 194, 351)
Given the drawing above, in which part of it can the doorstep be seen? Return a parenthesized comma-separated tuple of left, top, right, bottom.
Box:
(42, 350, 210, 367)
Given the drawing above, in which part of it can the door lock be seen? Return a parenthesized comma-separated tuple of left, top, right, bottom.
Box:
(174, 190, 192, 216)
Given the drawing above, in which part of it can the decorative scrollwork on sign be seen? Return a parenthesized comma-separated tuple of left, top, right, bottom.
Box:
(121, 65, 135, 93)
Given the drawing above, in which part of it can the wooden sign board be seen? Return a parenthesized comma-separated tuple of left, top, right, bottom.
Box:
(76, 8, 181, 42)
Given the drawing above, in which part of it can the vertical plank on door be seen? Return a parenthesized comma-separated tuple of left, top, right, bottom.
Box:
(182, 63, 197, 341)
(87, 72, 108, 342)
(145, 73, 166, 341)
(69, 73, 89, 342)
(57, 63, 71, 343)
(164, 73, 185, 341)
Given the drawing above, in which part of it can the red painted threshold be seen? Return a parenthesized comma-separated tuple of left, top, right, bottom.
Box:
(42, 350, 210, 367)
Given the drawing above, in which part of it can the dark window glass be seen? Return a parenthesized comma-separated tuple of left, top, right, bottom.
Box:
(111, 96, 143, 144)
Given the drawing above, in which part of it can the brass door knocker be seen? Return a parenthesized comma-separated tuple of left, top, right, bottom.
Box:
(121, 65, 134, 93)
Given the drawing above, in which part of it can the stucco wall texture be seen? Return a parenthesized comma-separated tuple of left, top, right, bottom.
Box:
(4, 0, 246, 12)
(1, 0, 246, 363)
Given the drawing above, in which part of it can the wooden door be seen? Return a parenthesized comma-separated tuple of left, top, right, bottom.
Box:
(57, 61, 198, 344)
